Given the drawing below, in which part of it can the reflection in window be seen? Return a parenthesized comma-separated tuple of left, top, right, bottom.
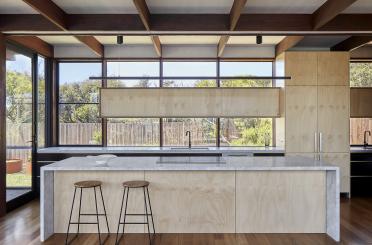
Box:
(163, 118, 217, 146)
(350, 62, 372, 87)
(58, 62, 102, 145)
(350, 118, 372, 145)
(220, 118, 272, 146)
(107, 61, 159, 87)
(107, 118, 160, 146)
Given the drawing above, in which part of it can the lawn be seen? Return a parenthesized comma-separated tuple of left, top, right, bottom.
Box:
(6, 173, 32, 187)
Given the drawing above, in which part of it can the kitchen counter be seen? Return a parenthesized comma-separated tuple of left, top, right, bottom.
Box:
(40, 156, 339, 242)
(351, 146, 372, 153)
(37, 146, 284, 155)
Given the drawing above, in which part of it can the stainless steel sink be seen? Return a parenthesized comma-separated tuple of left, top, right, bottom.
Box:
(170, 147, 209, 150)
(157, 156, 225, 164)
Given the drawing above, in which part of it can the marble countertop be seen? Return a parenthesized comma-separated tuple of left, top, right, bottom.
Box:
(37, 146, 284, 154)
(41, 155, 338, 171)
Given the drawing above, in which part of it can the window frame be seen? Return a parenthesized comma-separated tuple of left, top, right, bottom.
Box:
(56, 58, 277, 147)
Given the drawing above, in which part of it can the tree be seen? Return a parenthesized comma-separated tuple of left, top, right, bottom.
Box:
(350, 63, 372, 87)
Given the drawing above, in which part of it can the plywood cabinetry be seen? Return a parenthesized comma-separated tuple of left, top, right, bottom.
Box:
(317, 52, 349, 86)
(285, 52, 318, 86)
(282, 51, 350, 194)
(317, 86, 350, 153)
(285, 86, 318, 153)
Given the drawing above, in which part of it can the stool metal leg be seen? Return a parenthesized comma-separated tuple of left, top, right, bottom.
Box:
(143, 187, 152, 244)
(77, 188, 83, 234)
(65, 187, 77, 245)
(99, 186, 110, 234)
(93, 187, 102, 245)
(122, 187, 130, 235)
(115, 187, 126, 245)
(146, 187, 156, 235)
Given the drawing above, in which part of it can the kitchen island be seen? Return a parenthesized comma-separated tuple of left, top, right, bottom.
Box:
(40, 156, 339, 242)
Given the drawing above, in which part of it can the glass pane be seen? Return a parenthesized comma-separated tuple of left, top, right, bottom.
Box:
(59, 62, 102, 103)
(163, 61, 216, 77)
(350, 118, 372, 145)
(107, 118, 160, 146)
(220, 118, 272, 146)
(107, 61, 160, 87)
(6, 48, 32, 200)
(163, 118, 217, 146)
(220, 61, 272, 87)
(350, 63, 372, 87)
(38, 56, 46, 148)
(163, 79, 216, 87)
(59, 104, 102, 145)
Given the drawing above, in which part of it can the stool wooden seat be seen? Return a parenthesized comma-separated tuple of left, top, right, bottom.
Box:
(116, 180, 155, 245)
(66, 180, 109, 245)
(74, 180, 102, 188)
(122, 180, 149, 188)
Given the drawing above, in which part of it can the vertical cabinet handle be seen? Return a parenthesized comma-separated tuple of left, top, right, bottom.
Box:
(319, 132, 323, 153)
(314, 132, 318, 153)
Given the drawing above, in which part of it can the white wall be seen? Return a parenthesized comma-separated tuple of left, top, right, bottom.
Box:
(54, 44, 276, 59)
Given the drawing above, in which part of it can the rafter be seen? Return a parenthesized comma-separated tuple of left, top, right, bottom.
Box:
(275, 36, 304, 57)
(6, 35, 54, 57)
(218, 0, 247, 57)
(22, 0, 103, 57)
(332, 36, 372, 51)
(312, 0, 358, 30)
(133, 0, 162, 57)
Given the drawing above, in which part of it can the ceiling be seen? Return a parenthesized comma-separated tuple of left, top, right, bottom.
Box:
(2, 0, 372, 14)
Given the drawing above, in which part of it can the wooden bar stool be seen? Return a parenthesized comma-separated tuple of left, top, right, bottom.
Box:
(115, 180, 155, 245)
(65, 180, 110, 245)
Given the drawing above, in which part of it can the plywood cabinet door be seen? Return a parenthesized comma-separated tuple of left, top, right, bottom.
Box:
(317, 52, 349, 86)
(321, 153, 350, 193)
(286, 86, 318, 153)
(285, 52, 318, 86)
(317, 86, 350, 153)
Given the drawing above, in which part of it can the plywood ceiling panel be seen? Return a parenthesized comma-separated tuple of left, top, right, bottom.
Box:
(51, 0, 138, 14)
(160, 36, 220, 45)
(38, 36, 82, 45)
(95, 36, 153, 45)
(342, 0, 372, 13)
(147, 0, 232, 13)
(243, 0, 327, 13)
(228, 36, 285, 45)
(0, 0, 38, 14)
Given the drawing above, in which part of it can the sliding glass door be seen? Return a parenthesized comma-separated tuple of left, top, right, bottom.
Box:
(5, 46, 35, 204)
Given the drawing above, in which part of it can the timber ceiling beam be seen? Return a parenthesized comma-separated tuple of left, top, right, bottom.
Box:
(22, 0, 103, 57)
(1, 14, 372, 34)
(6, 35, 54, 57)
(331, 36, 372, 51)
(133, 0, 162, 57)
(218, 0, 247, 57)
(312, 0, 359, 30)
(274, 0, 359, 57)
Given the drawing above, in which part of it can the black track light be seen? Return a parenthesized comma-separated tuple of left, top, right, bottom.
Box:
(256, 35, 262, 44)
(117, 35, 123, 45)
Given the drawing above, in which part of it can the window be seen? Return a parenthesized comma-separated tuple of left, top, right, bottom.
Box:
(163, 61, 217, 87)
(37, 56, 46, 148)
(58, 62, 102, 145)
(350, 62, 372, 145)
(350, 62, 372, 87)
(220, 61, 273, 87)
(106, 61, 160, 146)
(107, 61, 159, 87)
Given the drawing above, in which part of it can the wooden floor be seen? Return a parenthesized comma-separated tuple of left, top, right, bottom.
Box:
(1, 197, 372, 244)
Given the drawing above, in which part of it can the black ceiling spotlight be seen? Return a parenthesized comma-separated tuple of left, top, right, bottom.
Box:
(256, 35, 262, 44)
(117, 35, 123, 45)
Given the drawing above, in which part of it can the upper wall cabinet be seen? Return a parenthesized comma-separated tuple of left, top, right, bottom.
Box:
(317, 52, 349, 86)
(285, 52, 317, 86)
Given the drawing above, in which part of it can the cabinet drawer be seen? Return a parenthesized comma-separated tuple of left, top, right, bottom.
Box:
(351, 177, 372, 197)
